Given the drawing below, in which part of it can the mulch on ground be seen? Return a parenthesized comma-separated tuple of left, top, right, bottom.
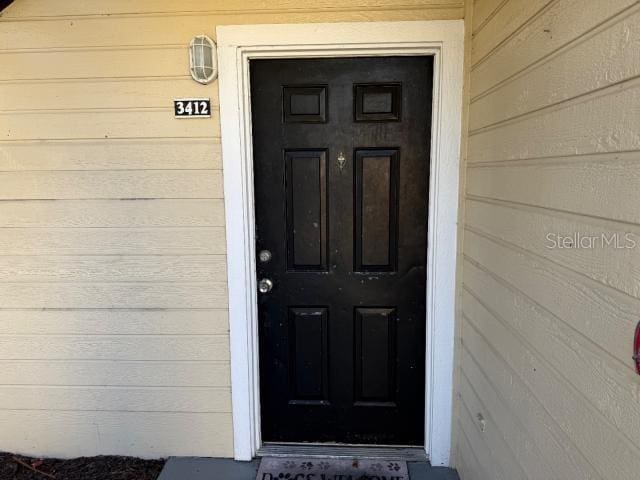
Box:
(0, 452, 165, 480)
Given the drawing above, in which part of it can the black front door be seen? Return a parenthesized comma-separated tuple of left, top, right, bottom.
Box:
(251, 57, 432, 445)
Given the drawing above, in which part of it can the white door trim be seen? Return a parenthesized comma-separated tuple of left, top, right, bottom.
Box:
(217, 20, 464, 466)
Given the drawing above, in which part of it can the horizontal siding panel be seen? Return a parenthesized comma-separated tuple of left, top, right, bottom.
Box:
(459, 353, 554, 480)
(460, 326, 599, 480)
(0, 16, 220, 50)
(471, 0, 552, 66)
(453, 454, 472, 480)
(0, 79, 219, 111)
(2, 0, 463, 18)
(0, 335, 229, 361)
(0, 360, 230, 387)
(0, 0, 476, 460)
(0, 410, 233, 458)
(467, 152, 640, 224)
(0, 386, 231, 413)
(0, 170, 221, 199)
(458, 409, 505, 480)
(0, 199, 225, 227)
(464, 260, 640, 451)
(0, 47, 186, 81)
(471, 0, 504, 33)
(0, 8, 463, 49)
(0, 139, 221, 171)
(0, 309, 229, 335)
(465, 198, 640, 299)
(460, 376, 529, 480)
(456, 421, 488, 480)
(464, 0, 640, 477)
(464, 228, 638, 369)
(1, 110, 220, 141)
(0, 255, 227, 283)
(458, 384, 518, 480)
(0, 227, 226, 255)
(0, 282, 228, 308)
(468, 80, 640, 163)
(470, 6, 640, 130)
(0, 10, 465, 39)
(463, 290, 640, 480)
(454, 445, 481, 480)
(471, 0, 636, 97)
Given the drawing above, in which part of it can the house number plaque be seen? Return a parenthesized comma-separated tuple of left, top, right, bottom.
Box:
(174, 98, 211, 117)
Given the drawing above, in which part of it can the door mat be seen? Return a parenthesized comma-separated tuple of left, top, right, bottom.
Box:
(256, 457, 408, 480)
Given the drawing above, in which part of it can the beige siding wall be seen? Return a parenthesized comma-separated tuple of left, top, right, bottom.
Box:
(457, 1, 640, 479)
(0, 0, 463, 459)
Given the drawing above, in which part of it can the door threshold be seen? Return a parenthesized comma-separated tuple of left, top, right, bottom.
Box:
(256, 443, 428, 461)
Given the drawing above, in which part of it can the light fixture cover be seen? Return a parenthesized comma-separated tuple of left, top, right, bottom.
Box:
(189, 35, 217, 84)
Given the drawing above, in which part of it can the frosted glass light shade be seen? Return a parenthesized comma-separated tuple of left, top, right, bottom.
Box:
(189, 35, 217, 84)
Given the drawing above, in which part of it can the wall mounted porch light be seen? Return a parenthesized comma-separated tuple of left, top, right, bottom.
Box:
(189, 35, 217, 84)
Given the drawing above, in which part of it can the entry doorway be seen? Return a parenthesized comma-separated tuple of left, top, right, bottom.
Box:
(216, 20, 464, 464)
(250, 57, 432, 445)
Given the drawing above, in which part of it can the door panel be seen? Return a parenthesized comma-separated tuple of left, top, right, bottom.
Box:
(288, 307, 329, 402)
(354, 307, 397, 404)
(284, 149, 328, 271)
(251, 57, 432, 445)
(355, 149, 399, 272)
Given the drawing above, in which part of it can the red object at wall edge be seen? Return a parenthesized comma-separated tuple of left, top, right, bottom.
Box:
(634, 322, 640, 374)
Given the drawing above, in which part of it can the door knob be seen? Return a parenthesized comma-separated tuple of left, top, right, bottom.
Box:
(258, 278, 273, 293)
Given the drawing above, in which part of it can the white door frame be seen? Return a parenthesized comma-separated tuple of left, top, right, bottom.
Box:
(217, 20, 464, 466)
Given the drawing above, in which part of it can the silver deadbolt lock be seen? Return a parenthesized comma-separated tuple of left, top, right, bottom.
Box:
(258, 278, 273, 293)
(259, 249, 272, 263)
